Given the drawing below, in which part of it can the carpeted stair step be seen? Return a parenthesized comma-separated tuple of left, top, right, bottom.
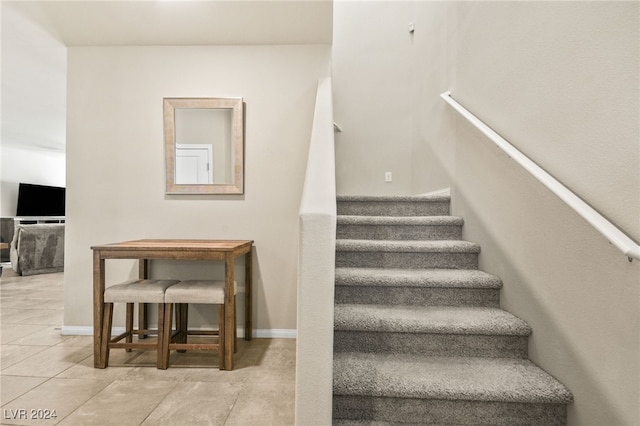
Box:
(336, 239, 480, 269)
(334, 304, 531, 358)
(337, 195, 450, 217)
(337, 215, 464, 240)
(335, 267, 502, 307)
(333, 353, 573, 425)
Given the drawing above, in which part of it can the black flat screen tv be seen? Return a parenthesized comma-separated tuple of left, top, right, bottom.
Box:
(16, 183, 66, 217)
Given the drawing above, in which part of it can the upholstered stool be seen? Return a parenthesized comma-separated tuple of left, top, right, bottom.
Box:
(99, 279, 180, 369)
(161, 280, 236, 370)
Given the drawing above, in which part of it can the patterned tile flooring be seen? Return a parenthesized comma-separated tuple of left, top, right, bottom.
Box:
(0, 268, 295, 425)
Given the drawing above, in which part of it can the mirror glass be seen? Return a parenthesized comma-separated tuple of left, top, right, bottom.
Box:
(164, 98, 244, 194)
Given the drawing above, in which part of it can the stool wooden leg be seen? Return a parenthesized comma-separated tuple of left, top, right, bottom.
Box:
(175, 303, 187, 353)
(181, 304, 188, 344)
(138, 303, 149, 339)
(125, 303, 134, 352)
(99, 303, 113, 369)
(160, 303, 173, 370)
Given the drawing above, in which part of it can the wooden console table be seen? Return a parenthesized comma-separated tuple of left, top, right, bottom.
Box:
(91, 239, 253, 370)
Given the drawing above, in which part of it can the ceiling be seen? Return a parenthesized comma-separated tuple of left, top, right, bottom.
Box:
(1, 0, 333, 152)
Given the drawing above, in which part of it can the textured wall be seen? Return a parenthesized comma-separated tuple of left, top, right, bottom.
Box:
(64, 45, 331, 334)
(333, 1, 416, 195)
(452, 1, 639, 242)
(332, 1, 639, 424)
(448, 3, 639, 425)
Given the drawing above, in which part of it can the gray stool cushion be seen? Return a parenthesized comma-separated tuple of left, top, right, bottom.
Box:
(104, 279, 180, 303)
(164, 280, 237, 304)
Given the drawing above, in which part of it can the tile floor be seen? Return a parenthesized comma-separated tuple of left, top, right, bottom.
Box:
(0, 268, 296, 425)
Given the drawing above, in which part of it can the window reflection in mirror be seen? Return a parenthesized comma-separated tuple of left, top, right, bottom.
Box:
(164, 98, 244, 194)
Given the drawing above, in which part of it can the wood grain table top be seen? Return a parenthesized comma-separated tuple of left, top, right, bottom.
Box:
(92, 239, 253, 252)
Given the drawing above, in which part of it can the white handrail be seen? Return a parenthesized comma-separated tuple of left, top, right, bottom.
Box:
(441, 91, 640, 262)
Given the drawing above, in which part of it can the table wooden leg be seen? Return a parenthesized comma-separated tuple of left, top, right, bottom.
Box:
(93, 251, 105, 368)
(245, 247, 252, 340)
(156, 302, 166, 369)
(218, 302, 226, 370)
(224, 256, 235, 370)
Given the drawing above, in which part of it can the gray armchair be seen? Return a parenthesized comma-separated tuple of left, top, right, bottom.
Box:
(10, 224, 64, 276)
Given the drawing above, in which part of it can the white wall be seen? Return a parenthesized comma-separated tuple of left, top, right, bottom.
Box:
(1, 1, 67, 217)
(447, 3, 639, 425)
(332, 1, 457, 196)
(410, 1, 456, 194)
(451, 1, 639, 242)
(333, 1, 416, 195)
(0, 146, 66, 216)
(64, 45, 331, 335)
(333, 1, 639, 425)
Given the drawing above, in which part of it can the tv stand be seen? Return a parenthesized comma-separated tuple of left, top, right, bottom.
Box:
(14, 216, 65, 226)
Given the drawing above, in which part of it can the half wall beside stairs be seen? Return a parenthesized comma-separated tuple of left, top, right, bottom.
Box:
(296, 77, 336, 425)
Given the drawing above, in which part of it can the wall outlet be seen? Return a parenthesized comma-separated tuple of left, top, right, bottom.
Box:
(385, 172, 392, 182)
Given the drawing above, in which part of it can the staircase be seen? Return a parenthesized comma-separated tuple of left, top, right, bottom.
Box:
(333, 194, 573, 425)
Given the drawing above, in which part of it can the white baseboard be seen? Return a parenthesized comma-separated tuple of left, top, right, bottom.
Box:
(253, 329, 296, 339)
(60, 326, 96, 336)
(61, 326, 296, 339)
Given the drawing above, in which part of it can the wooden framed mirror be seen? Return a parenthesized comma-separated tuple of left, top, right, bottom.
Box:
(164, 97, 244, 194)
